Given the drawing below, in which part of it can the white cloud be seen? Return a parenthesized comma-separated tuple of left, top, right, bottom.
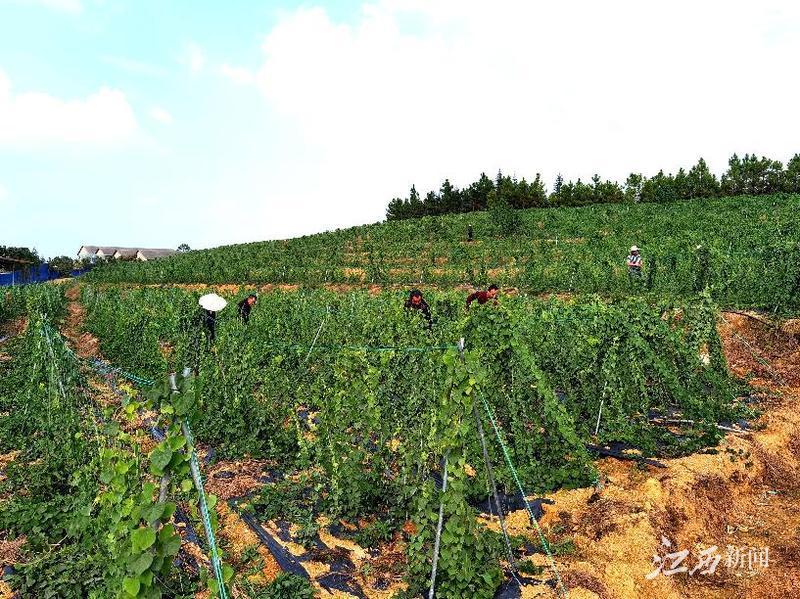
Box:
(102, 55, 167, 78)
(242, 0, 800, 239)
(182, 42, 205, 73)
(0, 69, 139, 146)
(150, 106, 173, 124)
(13, 0, 82, 13)
(219, 63, 255, 85)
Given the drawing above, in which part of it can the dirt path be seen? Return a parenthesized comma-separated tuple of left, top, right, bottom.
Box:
(63, 285, 100, 358)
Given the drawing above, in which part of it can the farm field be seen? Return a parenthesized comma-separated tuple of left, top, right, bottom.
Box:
(2, 271, 799, 598)
(85, 193, 800, 313)
(5, 2, 800, 597)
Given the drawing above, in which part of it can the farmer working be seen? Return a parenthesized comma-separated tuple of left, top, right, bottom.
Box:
(626, 245, 643, 278)
(404, 289, 432, 329)
(203, 310, 217, 342)
(466, 284, 499, 308)
(198, 293, 227, 346)
(237, 293, 258, 324)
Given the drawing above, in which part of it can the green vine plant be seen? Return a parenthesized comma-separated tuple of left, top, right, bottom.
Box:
(406, 347, 502, 599)
(101, 370, 233, 598)
(462, 305, 596, 493)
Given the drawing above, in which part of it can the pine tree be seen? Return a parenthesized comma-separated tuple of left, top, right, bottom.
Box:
(466, 173, 494, 211)
(529, 173, 548, 207)
(784, 154, 800, 193)
(722, 153, 784, 196)
(686, 158, 720, 199)
(624, 173, 643, 203)
(408, 185, 423, 217)
(674, 168, 690, 200)
(439, 179, 462, 214)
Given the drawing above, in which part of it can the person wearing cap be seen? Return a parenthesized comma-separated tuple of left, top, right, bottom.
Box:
(404, 289, 432, 329)
(626, 245, 643, 279)
(237, 293, 258, 324)
(466, 284, 500, 308)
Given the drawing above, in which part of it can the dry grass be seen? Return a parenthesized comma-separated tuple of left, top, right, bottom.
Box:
(0, 534, 25, 568)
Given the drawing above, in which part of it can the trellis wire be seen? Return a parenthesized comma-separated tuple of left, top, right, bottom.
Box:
(477, 387, 570, 599)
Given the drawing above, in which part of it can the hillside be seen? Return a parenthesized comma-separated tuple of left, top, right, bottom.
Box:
(87, 193, 800, 312)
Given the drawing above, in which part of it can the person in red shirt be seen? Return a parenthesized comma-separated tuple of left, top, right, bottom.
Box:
(466, 284, 499, 308)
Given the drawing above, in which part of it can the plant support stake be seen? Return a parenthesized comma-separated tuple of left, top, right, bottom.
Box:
(428, 454, 448, 599)
(594, 399, 604, 436)
(304, 307, 329, 362)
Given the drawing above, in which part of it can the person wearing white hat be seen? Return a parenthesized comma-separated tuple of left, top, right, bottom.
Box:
(626, 245, 643, 279)
(198, 293, 227, 344)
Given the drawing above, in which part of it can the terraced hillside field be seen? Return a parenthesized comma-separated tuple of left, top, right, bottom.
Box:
(86, 194, 800, 312)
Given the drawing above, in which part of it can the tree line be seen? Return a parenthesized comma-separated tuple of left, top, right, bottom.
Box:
(0, 246, 40, 263)
(385, 153, 800, 220)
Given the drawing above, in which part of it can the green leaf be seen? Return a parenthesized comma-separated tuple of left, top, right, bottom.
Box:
(222, 563, 234, 582)
(161, 502, 176, 519)
(142, 502, 166, 525)
(149, 445, 173, 475)
(139, 571, 154, 588)
(131, 527, 156, 552)
(159, 524, 181, 557)
(128, 552, 154, 576)
(122, 577, 140, 596)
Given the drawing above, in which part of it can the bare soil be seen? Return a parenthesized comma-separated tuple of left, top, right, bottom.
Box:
(512, 312, 800, 599)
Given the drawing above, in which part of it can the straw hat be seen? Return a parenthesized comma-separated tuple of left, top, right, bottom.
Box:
(199, 293, 227, 312)
(630, 245, 639, 252)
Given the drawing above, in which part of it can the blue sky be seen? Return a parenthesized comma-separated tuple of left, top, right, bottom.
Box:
(1, 0, 799, 259)
(1, 0, 361, 258)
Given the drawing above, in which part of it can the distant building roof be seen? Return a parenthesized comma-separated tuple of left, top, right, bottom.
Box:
(78, 246, 177, 259)
(113, 248, 138, 258)
(136, 248, 178, 260)
(96, 246, 136, 255)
